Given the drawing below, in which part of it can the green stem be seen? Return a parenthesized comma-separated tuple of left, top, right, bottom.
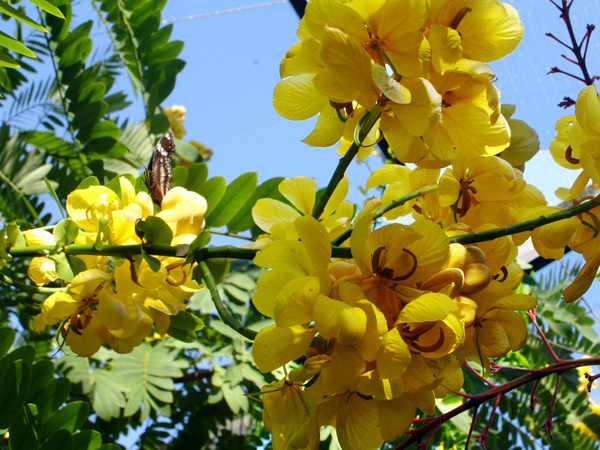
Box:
(0, 272, 65, 294)
(196, 259, 257, 341)
(8, 243, 259, 260)
(311, 104, 382, 219)
(450, 194, 600, 245)
(331, 184, 439, 246)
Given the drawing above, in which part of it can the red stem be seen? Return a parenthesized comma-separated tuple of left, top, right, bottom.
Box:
(526, 310, 564, 363)
(463, 361, 497, 387)
(392, 356, 600, 450)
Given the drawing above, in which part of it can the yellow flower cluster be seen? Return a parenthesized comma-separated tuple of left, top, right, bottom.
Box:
(251, 214, 535, 450)
(274, 0, 523, 165)
(26, 177, 207, 356)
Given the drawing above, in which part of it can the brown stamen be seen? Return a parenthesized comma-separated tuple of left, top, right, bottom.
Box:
(411, 328, 445, 353)
(492, 266, 509, 282)
(449, 7, 472, 30)
(565, 146, 580, 164)
(392, 248, 418, 281)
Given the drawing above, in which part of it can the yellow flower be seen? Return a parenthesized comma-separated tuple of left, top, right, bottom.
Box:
(189, 140, 213, 162)
(455, 280, 537, 369)
(33, 269, 143, 357)
(23, 229, 58, 286)
(162, 105, 187, 139)
(157, 187, 208, 236)
(252, 175, 352, 241)
(428, 0, 523, 73)
(550, 85, 600, 200)
(498, 104, 540, 169)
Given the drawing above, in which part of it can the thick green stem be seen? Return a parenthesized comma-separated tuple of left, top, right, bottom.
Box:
(0, 272, 65, 294)
(450, 194, 600, 245)
(196, 259, 257, 341)
(331, 184, 439, 246)
(312, 105, 382, 219)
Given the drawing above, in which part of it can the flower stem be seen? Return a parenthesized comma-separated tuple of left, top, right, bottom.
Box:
(450, 194, 600, 245)
(196, 259, 257, 341)
(331, 184, 438, 246)
(312, 105, 382, 220)
(0, 272, 65, 294)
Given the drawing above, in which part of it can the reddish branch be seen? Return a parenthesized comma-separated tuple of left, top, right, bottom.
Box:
(546, 0, 597, 86)
(393, 356, 600, 449)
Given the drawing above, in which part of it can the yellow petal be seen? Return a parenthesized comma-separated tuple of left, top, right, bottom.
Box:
(280, 176, 316, 215)
(337, 394, 383, 450)
(397, 293, 458, 323)
(274, 277, 320, 327)
(302, 103, 345, 147)
(377, 396, 416, 442)
(252, 324, 316, 373)
(273, 73, 327, 120)
(295, 215, 331, 270)
(252, 199, 301, 235)
(372, 64, 411, 104)
(321, 174, 349, 218)
(313, 294, 367, 345)
(28, 257, 57, 286)
(562, 251, 600, 303)
(376, 327, 411, 378)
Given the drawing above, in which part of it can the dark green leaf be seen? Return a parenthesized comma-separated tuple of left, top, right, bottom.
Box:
(0, 3, 47, 33)
(0, 328, 15, 359)
(166, 328, 197, 343)
(72, 430, 102, 450)
(42, 401, 89, 441)
(205, 258, 229, 285)
(27, 360, 55, 402)
(171, 166, 188, 189)
(29, 377, 70, 419)
(76, 177, 99, 190)
(8, 404, 41, 450)
(0, 346, 35, 380)
(149, 114, 169, 135)
(0, 360, 31, 429)
(0, 51, 19, 68)
(40, 429, 73, 450)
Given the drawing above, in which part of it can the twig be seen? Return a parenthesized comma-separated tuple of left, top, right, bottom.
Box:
(196, 259, 257, 340)
(541, 373, 563, 439)
(393, 356, 600, 449)
(476, 394, 501, 448)
(526, 310, 564, 363)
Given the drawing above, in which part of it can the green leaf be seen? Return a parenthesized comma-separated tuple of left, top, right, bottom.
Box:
(141, 247, 161, 273)
(222, 383, 248, 415)
(0, 346, 35, 380)
(199, 176, 226, 219)
(184, 163, 208, 194)
(0, 3, 48, 33)
(53, 219, 79, 247)
(28, 377, 70, 419)
(0, 30, 35, 58)
(0, 328, 16, 359)
(171, 166, 188, 189)
(42, 401, 89, 441)
(71, 430, 102, 450)
(8, 404, 41, 450)
(174, 139, 203, 163)
(149, 114, 169, 135)
(27, 360, 55, 402)
(90, 369, 128, 422)
(0, 360, 31, 429)
(113, 342, 182, 421)
(76, 177, 99, 190)
(168, 311, 205, 332)
(54, 253, 87, 282)
(136, 216, 173, 246)
(27, 0, 66, 19)
(0, 51, 19, 68)
(40, 429, 73, 450)
(181, 230, 211, 269)
(165, 328, 197, 343)
(76, 120, 119, 144)
(205, 172, 257, 227)
(227, 176, 284, 232)
(204, 258, 229, 285)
